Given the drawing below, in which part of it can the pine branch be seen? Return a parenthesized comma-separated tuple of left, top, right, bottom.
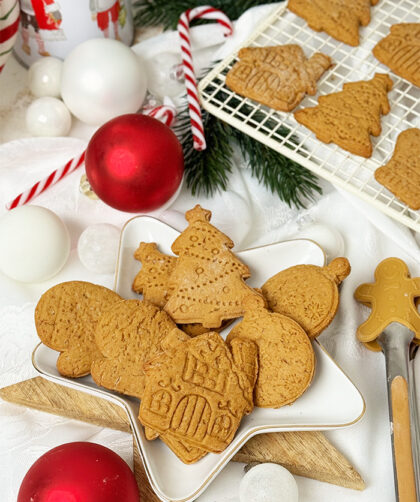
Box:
(232, 128, 322, 209)
(174, 105, 322, 208)
(174, 108, 234, 196)
(133, 0, 281, 30)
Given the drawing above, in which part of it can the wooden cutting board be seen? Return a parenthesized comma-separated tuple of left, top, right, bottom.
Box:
(0, 377, 365, 500)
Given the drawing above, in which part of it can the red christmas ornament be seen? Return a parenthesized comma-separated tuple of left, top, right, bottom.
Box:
(85, 114, 184, 212)
(17, 442, 140, 502)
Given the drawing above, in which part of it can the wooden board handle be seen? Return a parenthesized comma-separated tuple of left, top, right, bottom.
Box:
(391, 376, 417, 502)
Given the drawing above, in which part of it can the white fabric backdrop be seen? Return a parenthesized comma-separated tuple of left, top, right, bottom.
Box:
(1, 4, 420, 501)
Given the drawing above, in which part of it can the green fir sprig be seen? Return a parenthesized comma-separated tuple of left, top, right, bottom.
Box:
(133, 0, 281, 30)
(174, 106, 322, 209)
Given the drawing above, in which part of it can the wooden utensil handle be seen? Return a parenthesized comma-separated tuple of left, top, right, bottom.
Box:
(391, 376, 417, 502)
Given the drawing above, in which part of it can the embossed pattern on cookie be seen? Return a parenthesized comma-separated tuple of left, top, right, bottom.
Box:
(164, 205, 264, 328)
(139, 330, 258, 453)
(225, 45, 332, 111)
(288, 0, 379, 46)
(294, 73, 393, 157)
(373, 24, 420, 88)
(35, 281, 122, 378)
(91, 299, 177, 398)
(374, 129, 420, 210)
(262, 258, 351, 338)
(132, 242, 177, 308)
(226, 301, 315, 408)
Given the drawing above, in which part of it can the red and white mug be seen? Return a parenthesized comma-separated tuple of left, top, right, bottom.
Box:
(14, 0, 134, 67)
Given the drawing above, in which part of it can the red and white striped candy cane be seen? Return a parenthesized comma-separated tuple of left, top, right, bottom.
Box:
(178, 6, 233, 151)
(6, 151, 86, 210)
(5, 103, 178, 210)
(143, 98, 177, 127)
(0, 0, 20, 73)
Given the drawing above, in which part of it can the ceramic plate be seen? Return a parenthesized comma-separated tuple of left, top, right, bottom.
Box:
(33, 216, 365, 502)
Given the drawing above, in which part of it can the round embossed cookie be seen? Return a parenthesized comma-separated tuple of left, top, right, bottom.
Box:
(226, 303, 315, 408)
(35, 281, 122, 378)
(91, 299, 177, 398)
(262, 257, 351, 338)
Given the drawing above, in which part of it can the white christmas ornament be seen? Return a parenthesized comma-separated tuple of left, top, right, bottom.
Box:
(26, 97, 72, 137)
(145, 52, 185, 99)
(293, 221, 345, 261)
(28, 57, 63, 98)
(77, 224, 120, 274)
(61, 39, 147, 126)
(0, 206, 70, 283)
(239, 463, 298, 502)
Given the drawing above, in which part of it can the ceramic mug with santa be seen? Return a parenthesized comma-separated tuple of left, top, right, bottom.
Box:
(14, 0, 134, 67)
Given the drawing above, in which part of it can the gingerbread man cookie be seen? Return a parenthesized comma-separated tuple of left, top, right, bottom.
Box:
(354, 257, 420, 351)
(35, 281, 122, 378)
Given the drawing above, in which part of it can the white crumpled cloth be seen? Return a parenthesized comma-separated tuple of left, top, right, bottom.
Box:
(1, 3, 420, 502)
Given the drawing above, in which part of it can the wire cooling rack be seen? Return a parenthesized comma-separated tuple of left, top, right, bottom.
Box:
(198, 0, 420, 232)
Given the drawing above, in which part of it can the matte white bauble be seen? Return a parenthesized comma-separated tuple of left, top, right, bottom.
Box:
(61, 39, 147, 126)
(28, 57, 63, 98)
(239, 464, 299, 502)
(145, 52, 184, 99)
(0, 206, 70, 283)
(26, 97, 72, 137)
(77, 224, 120, 274)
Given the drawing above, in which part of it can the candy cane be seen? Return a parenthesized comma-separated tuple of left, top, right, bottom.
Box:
(178, 6, 233, 151)
(6, 151, 86, 210)
(143, 97, 177, 127)
(5, 103, 178, 210)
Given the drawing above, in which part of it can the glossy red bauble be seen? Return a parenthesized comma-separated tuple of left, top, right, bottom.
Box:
(17, 442, 140, 502)
(85, 114, 184, 212)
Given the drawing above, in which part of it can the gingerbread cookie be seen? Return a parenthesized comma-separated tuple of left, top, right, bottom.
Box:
(354, 258, 420, 351)
(226, 301, 314, 408)
(225, 45, 332, 111)
(132, 242, 177, 308)
(139, 329, 258, 453)
(35, 281, 122, 378)
(374, 129, 420, 210)
(91, 299, 177, 398)
(294, 73, 393, 158)
(164, 205, 264, 328)
(262, 257, 351, 338)
(288, 0, 379, 46)
(373, 24, 420, 87)
(159, 434, 207, 464)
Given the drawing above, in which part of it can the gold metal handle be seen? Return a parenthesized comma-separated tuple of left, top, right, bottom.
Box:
(391, 376, 417, 502)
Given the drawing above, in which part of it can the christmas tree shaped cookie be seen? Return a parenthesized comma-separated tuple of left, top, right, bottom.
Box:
(373, 24, 420, 88)
(225, 45, 332, 111)
(132, 242, 177, 308)
(164, 205, 264, 328)
(288, 0, 379, 46)
(294, 73, 393, 157)
(375, 128, 420, 210)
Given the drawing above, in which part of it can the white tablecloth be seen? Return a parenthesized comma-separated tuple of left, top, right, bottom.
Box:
(1, 4, 420, 501)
